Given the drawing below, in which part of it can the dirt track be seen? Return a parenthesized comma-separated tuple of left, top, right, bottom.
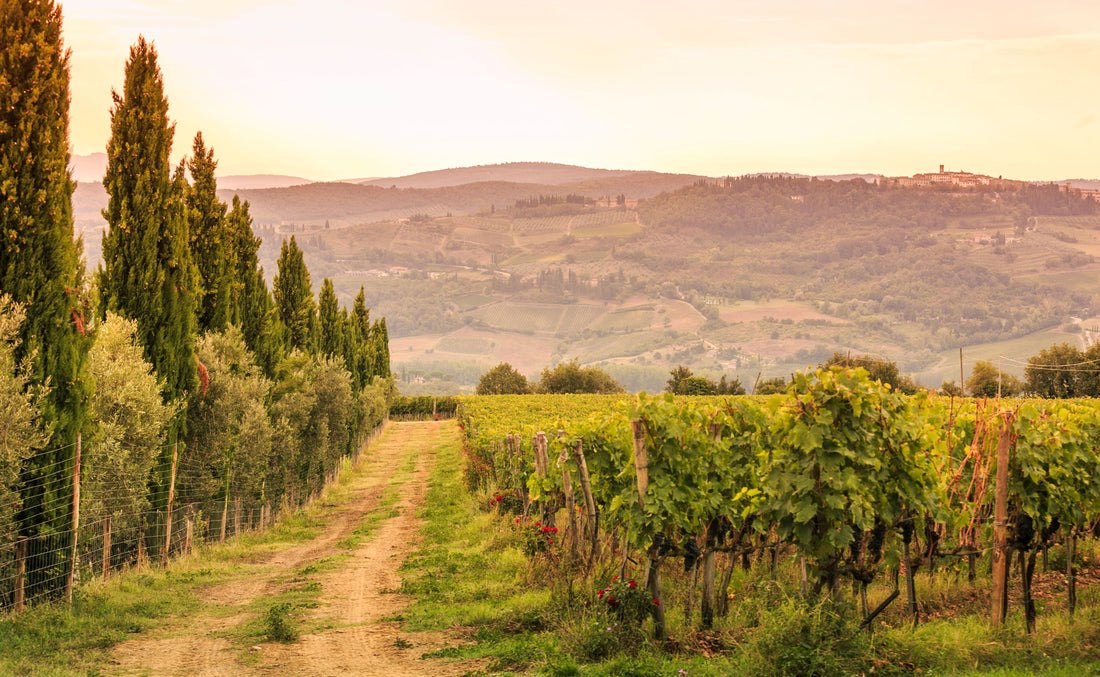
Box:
(109, 421, 479, 677)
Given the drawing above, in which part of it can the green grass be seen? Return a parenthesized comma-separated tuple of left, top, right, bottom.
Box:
(591, 308, 653, 333)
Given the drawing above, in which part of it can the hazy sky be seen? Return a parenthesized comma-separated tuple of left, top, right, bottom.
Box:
(60, 0, 1100, 181)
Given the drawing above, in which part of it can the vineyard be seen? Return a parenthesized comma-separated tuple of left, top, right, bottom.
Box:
(458, 370, 1100, 663)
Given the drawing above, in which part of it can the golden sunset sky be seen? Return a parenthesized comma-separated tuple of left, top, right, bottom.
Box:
(60, 0, 1100, 181)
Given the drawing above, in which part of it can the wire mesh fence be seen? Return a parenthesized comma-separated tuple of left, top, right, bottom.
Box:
(0, 421, 386, 614)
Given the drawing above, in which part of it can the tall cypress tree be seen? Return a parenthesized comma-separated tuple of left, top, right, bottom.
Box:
(99, 37, 197, 402)
(228, 197, 285, 376)
(317, 278, 341, 359)
(0, 0, 91, 541)
(185, 131, 229, 333)
(272, 236, 315, 353)
(372, 317, 390, 379)
(346, 287, 373, 389)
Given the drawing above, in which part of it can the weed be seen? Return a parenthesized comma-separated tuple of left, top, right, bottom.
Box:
(262, 602, 299, 643)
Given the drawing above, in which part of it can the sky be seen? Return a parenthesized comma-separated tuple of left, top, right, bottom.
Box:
(59, 0, 1100, 181)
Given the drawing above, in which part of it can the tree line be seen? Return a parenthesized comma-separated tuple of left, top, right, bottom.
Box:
(0, 2, 391, 603)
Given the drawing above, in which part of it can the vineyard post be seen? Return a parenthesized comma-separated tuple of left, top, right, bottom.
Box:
(700, 423, 721, 629)
(102, 515, 112, 583)
(572, 440, 598, 572)
(533, 432, 550, 524)
(990, 411, 1014, 627)
(163, 441, 178, 563)
(959, 348, 964, 395)
(1067, 530, 1077, 619)
(632, 419, 665, 640)
(557, 432, 578, 560)
(14, 537, 27, 612)
(65, 432, 81, 604)
(901, 526, 918, 628)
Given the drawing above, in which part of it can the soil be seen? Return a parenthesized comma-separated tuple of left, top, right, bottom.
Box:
(108, 421, 482, 677)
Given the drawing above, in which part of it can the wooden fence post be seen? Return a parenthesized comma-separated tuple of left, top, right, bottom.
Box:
(163, 441, 178, 563)
(234, 497, 242, 536)
(14, 537, 27, 612)
(102, 515, 112, 583)
(991, 411, 1014, 627)
(137, 530, 147, 569)
(185, 505, 195, 555)
(65, 432, 81, 604)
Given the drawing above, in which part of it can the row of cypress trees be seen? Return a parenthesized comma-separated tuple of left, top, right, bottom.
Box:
(0, 0, 391, 594)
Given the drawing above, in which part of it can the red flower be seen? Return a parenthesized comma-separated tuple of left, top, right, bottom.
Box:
(597, 589, 604, 598)
(548, 538, 554, 544)
(628, 580, 637, 589)
(653, 599, 660, 606)
(612, 575, 619, 582)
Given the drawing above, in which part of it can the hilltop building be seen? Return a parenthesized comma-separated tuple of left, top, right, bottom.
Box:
(881, 165, 1028, 191)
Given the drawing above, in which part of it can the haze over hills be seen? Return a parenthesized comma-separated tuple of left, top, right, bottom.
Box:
(68, 158, 1100, 395)
(351, 162, 638, 189)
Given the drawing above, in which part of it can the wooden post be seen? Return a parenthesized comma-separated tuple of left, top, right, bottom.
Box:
(65, 432, 81, 604)
(163, 441, 178, 563)
(701, 527, 717, 628)
(991, 411, 1014, 627)
(102, 516, 112, 583)
(902, 534, 918, 628)
(631, 420, 649, 508)
(1067, 531, 1078, 620)
(234, 496, 242, 536)
(959, 348, 965, 395)
(137, 530, 147, 568)
(14, 537, 27, 612)
(220, 492, 229, 542)
(535, 432, 552, 523)
(572, 440, 598, 571)
(701, 423, 720, 629)
(185, 505, 195, 555)
(558, 433, 578, 559)
(632, 419, 664, 639)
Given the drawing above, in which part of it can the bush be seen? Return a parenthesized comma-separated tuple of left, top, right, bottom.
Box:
(263, 602, 299, 643)
(737, 597, 868, 677)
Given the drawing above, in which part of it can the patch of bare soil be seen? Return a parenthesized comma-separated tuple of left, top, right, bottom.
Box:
(109, 421, 481, 677)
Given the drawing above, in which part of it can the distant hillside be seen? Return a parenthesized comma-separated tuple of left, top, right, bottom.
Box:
(71, 164, 702, 231)
(71, 153, 107, 183)
(218, 175, 313, 190)
(356, 162, 641, 189)
(223, 172, 701, 226)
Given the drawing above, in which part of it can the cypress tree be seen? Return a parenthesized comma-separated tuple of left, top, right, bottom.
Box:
(99, 37, 197, 402)
(372, 317, 390, 379)
(272, 236, 315, 352)
(0, 0, 92, 543)
(227, 195, 285, 375)
(317, 278, 341, 359)
(346, 287, 372, 389)
(185, 131, 229, 333)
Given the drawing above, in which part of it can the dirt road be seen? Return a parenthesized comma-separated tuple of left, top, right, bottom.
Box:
(109, 421, 479, 677)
